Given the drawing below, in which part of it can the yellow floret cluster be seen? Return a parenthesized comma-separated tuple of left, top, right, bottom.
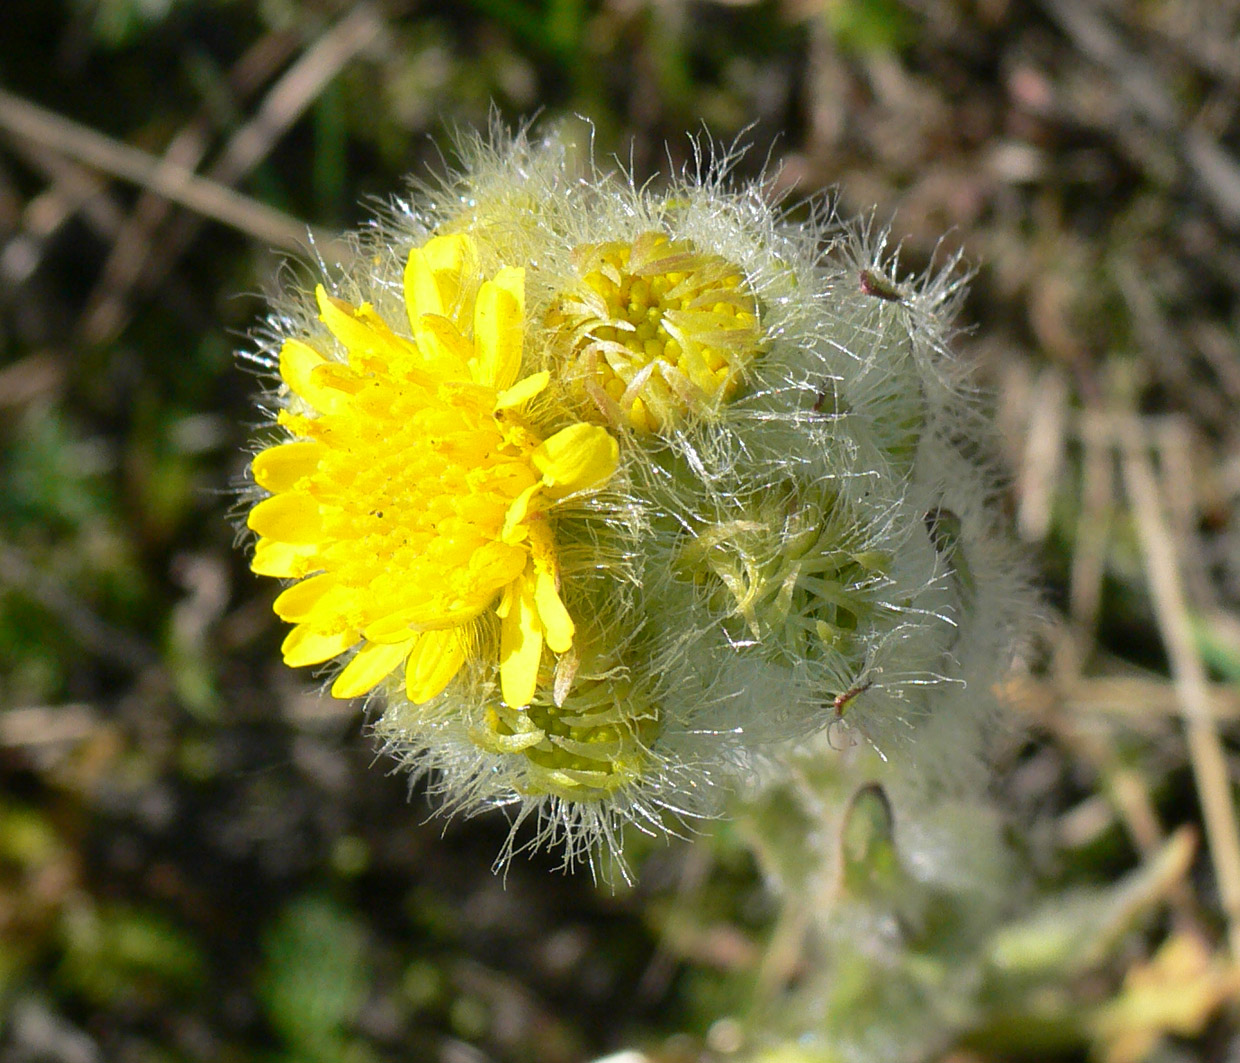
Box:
(248, 234, 617, 712)
(546, 230, 763, 431)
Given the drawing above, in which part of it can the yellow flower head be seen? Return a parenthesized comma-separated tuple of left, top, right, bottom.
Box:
(247, 234, 618, 709)
(240, 128, 1028, 875)
(545, 230, 763, 431)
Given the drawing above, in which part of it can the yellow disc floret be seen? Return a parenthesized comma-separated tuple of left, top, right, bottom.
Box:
(247, 234, 618, 709)
(546, 230, 763, 432)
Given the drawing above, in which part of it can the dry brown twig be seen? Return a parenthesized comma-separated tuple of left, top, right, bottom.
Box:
(0, 135, 126, 285)
(0, 87, 344, 257)
(76, 28, 304, 344)
(79, 3, 386, 343)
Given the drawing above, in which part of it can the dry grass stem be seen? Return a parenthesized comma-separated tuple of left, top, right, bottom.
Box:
(0, 136, 124, 284)
(1041, 0, 1240, 227)
(75, 29, 301, 343)
(78, 9, 376, 343)
(0, 704, 101, 749)
(0, 87, 340, 255)
(208, 3, 385, 187)
(1118, 414, 1240, 957)
(1068, 414, 1116, 640)
(1016, 367, 1069, 543)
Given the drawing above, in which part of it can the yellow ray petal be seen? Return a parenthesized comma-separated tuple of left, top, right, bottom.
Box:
(310, 361, 366, 396)
(415, 313, 473, 376)
(404, 234, 475, 325)
(533, 567, 574, 654)
(489, 265, 524, 313)
(406, 628, 467, 704)
(330, 640, 412, 699)
(532, 423, 619, 496)
(281, 624, 358, 667)
(473, 268, 524, 388)
(251, 441, 325, 493)
(279, 340, 348, 414)
(251, 537, 318, 578)
(495, 370, 549, 411)
(247, 492, 322, 543)
(494, 580, 515, 620)
(404, 246, 444, 320)
(423, 232, 474, 273)
(466, 540, 530, 593)
(361, 612, 416, 644)
(499, 575, 543, 708)
(501, 483, 541, 541)
(273, 573, 339, 623)
(316, 287, 410, 364)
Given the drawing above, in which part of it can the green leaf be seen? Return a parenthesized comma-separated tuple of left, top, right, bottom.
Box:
(259, 894, 370, 1059)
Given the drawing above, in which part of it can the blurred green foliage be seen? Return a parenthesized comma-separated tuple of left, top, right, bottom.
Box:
(259, 894, 372, 1062)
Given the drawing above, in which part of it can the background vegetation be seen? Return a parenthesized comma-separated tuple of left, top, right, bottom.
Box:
(2, 1, 1240, 1060)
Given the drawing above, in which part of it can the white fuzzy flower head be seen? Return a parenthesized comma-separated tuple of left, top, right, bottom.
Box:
(240, 124, 1027, 876)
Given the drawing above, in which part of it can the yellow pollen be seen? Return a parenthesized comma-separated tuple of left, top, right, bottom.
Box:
(546, 231, 763, 432)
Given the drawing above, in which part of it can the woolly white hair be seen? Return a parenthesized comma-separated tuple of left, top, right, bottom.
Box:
(244, 121, 1030, 877)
